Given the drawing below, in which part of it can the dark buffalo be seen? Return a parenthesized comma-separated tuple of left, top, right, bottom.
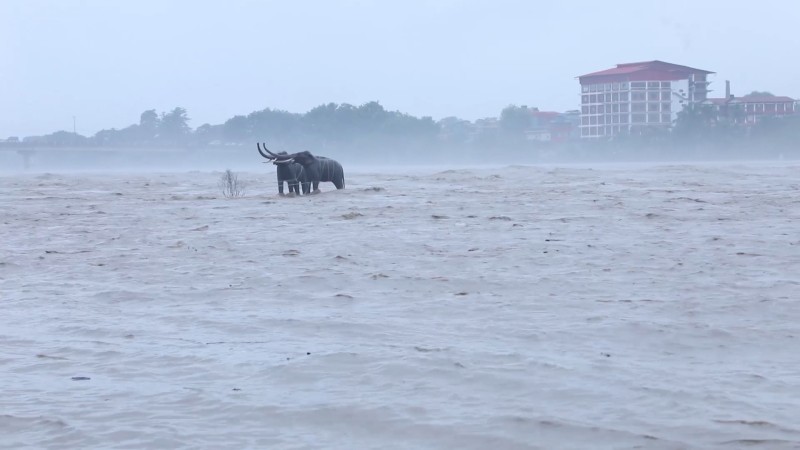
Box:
(271, 151, 310, 196)
(257, 143, 345, 194)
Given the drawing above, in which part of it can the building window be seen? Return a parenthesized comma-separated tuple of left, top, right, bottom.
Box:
(619, 115, 629, 124)
(598, 105, 605, 113)
(612, 115, 620, 124)
(756, 104, 764, 112)
(647, 103, 659, 112)
(590, 116, 597, 125)
(581, 116, 590, 125)
(647, 82, 660, 89)
(631, 82, 646, 90)
(612, 104, 620, 113)
(632, 114, 646, 123)
(612, 83, 619, 91)
(620, 103, 629, 113)
(582, 106, 589, 114)
(661, 91, 671, 101)
(619, 92, 629, 102)
(648, 91, 660, 101)
(612, 93, 619, 102)
(590, 105, 597, 114)
(661, 81, 671, 88)
(632, 92, 646, 102)
(605, 93, 612, 102)
(582, 85, 590, 93)
(632, 103, 646, 112)
(766, 103, 776, 112)
(662, 102, 671, 112)
(647, 113, 660, 123)
(582, 95, 589, 104)
(605, 83, 612, 91)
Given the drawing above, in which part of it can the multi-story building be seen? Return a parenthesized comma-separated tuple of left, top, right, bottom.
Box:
(577, 60, 714, 138)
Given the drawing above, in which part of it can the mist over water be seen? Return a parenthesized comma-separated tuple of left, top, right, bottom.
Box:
(2, 142, 797, 176)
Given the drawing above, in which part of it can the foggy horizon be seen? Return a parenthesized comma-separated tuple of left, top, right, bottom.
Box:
(3, 0, 799, 138)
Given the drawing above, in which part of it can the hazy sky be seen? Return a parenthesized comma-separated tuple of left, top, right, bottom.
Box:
(2, 0, 798, 137)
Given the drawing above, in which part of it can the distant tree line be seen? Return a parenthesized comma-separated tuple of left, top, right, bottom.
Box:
(5, 102, 576, 150)
(4, 98, 799, 161)
(9, 102, 444, 150)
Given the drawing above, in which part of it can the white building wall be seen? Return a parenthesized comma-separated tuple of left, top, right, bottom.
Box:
(579, 77, 708, 138)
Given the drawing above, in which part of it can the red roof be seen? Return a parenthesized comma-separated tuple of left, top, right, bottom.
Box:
(578, 60, 714, 84)
(737, 95, 795, 103)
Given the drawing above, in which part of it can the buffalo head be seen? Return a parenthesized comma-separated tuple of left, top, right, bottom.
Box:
(257, 143, 316, 166)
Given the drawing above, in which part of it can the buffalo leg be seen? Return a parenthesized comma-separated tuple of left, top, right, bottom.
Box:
(289, 180, 301, 196)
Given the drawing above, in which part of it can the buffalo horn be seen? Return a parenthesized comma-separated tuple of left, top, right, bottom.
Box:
(257, 142, 274, 159)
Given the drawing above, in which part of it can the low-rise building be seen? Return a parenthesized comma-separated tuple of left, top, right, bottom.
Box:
(708, 88, 796, 125)
(524, 110, 578, 142)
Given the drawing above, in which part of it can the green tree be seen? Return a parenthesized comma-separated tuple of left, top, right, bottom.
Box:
(248, 108, 301, 142)
(194, 123, 223, 145)
(672, 103, 717, 140)
(438, 116, 473, 145)
(499, 105, 531, 134)
(746, 91, 775, 97)
(139, 109, 160, 141)
(159, 107, 191, 143)
(223, 115, 249, 142)
(304, 102, 341, 139)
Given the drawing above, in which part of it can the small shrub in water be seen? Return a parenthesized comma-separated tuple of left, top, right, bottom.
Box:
(218, 169, 246, 198)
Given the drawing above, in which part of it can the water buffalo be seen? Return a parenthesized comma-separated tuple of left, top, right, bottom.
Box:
(257, 143, 345, 194)
(271, 151, 310, 196)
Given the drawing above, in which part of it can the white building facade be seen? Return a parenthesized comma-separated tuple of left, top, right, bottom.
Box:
(577, 61, 713, 139)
